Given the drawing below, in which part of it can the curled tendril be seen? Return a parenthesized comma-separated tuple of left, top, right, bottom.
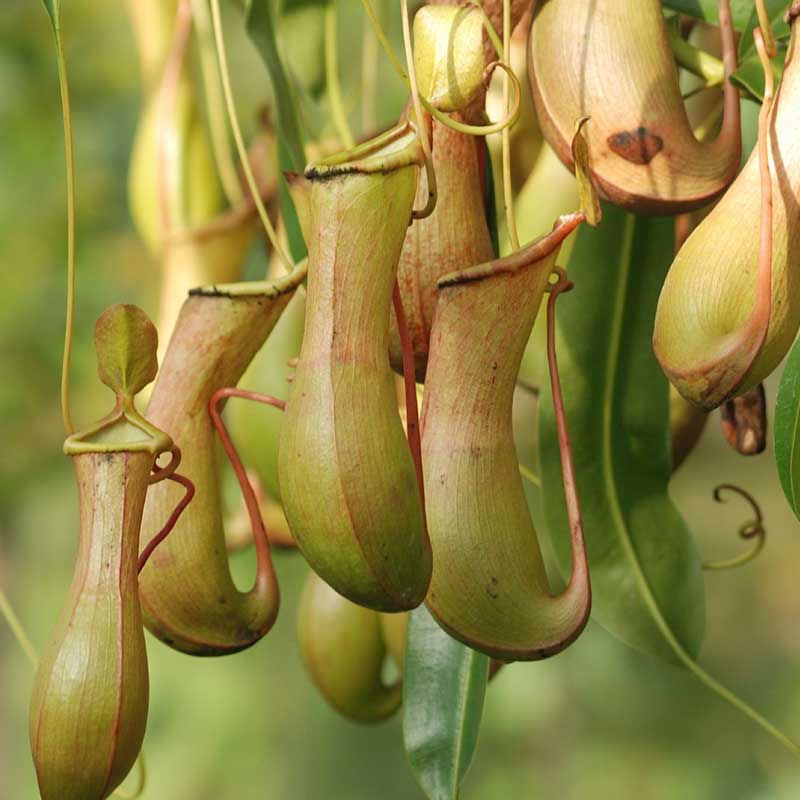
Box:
(421, 60, 522, 137)
(703, 484, 766, 571)
(138, 447, 196, 574)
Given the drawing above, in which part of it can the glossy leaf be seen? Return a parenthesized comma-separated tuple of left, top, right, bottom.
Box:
(775, 336, 800, 518)
(731, 50, 786, 102)
(538, 205, 705, 665)
(662, 0, 789, 34)
(245, 0, 305, 171)
(403, 606, 489, 800)
(39, 0, 59, 31)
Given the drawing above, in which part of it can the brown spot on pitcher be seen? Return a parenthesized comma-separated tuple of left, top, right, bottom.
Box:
(608, 127, 664, 165)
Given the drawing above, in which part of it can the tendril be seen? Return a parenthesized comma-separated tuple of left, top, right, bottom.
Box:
(209, 0, 294, 272)
(325, 1, 355, 148)
(703, 484, 766, 571)
(424, 61, 522, 137)
(208, 387, 285, 598)
(190, 0, 244, 207)
(501, 0, 519, 251)
(393, 280, 428, 537)
(139, 447, 196, 574)
(400, 0, 437, 219)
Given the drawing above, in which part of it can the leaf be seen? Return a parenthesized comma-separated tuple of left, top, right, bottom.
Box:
(662, 0, 789, 32)
(571, 116, 601, 227)
(538, 206, 706, 665)
(403, 606, 489, 800)
(245, 0, 308, 261)
(245, 0, 306, 172)
(775, 337, 800, 518)
(39, 0, 59, 31)
(94, 304, 159, 398)
(731, 50, 786, 102)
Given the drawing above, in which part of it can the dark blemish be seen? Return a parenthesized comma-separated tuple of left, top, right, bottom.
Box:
(219, 596, 227, 605)
(487, 576, 499, 599)
(163, 637, 175, 646)
(607, 126, 663, 165)
(492, 362, 498, 371)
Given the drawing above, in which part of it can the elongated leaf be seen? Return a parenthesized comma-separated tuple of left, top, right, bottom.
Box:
(245, 0, 306, 171)
(403, 607, 489, 800)
(662, 0, 789, 33)
(538, 206, 705, 665)
(775, 337, 800, 518)
(245, 0, 308, 261)
(731, 50, 786, 102)
(40, 0, 59, 30)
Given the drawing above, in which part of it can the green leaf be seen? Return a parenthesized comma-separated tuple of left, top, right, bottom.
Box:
(731, 50, 786, 101)
(94, 304, 159, 398)
(245, 0, 306, 172)
(538, 206, 705, 665)
(775, 337, 800, 518)
(662, 0, 788, 32)
(403, 607, 489, 800)
(244, 1, 308, 263)
(39, 0, 59, 31)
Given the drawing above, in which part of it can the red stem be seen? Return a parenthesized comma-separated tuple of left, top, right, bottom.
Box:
(138, 471, 195, 574)
(546, 268, 589, 594)
(208, 387, 286, 593)
(392, 281, 428, 535)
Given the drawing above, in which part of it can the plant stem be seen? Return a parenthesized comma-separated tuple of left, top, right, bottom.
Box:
(501, 0, 519, 251)
(400, 0, 437, 219)
(361, 9, 378, 134)
(209, 0, 294, 272)
(667, 26, 724, 86)
(191, 0, 244, 207)
(325, 2, 355, 148)
(55, 31, 75, 436)
(0, 585, 38, 668)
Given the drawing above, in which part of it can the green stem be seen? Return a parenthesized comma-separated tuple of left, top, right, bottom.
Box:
(518, 463, 541, 488)
(191, 0, 244, 207)
(209, 0, 294, 272)
(325, 2, 355, 148)
(54, 31, 76, 436)
(400, 0, 437, 219)
(0, 585, 38, 668)
(667, 27, 724, 86)
(501, 0, 519, 251)
(361, 9, 378, 134)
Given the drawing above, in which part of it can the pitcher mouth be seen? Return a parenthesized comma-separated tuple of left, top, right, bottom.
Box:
(304, 119, 426, 180)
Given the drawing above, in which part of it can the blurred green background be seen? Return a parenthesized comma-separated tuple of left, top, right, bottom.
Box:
(3, 2, 800, 798)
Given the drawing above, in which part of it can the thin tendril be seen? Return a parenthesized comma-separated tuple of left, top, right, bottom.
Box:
(54, 30, 76, 435)
(518, 463, 541, 488)
(361, 0, 408, 82)
(113, 753, 147, 799)
(545, 267, 589, 594)
(209, 387, 284, 602)
(471, 2, 503, 58)
(703, 484, 766, 571)
(191, 0, 244, 207)
(209, 0, 294, 272)
(392, 281, 428, 537)
(756, 0, 777, 57)
(138, 471, 196, 574)
(501, 0, 519, 251)
(361, 9, 378, 134)
(325, 2, 355, 148)
(0, 585, 38, 668)
(424, 62, 521, 136)
(400, 0, 437, 219)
